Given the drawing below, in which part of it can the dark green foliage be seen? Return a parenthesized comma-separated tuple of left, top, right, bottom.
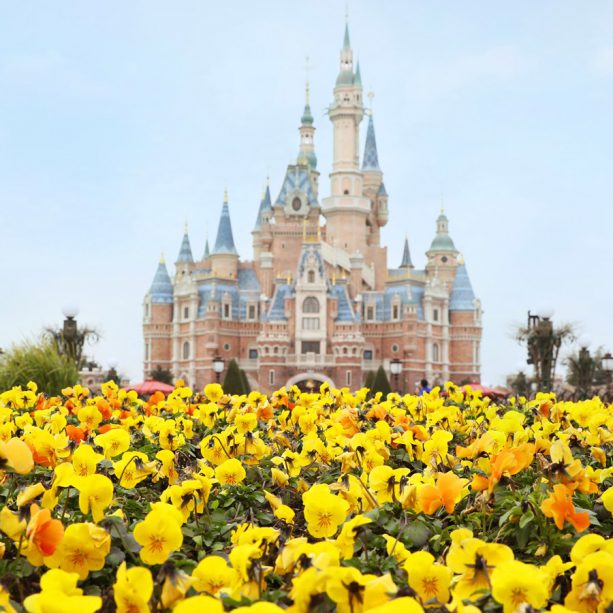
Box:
(223, 359, 245, 395)
(371, 365, 392, 397)
(239, 368, 251, 394)
(364, 370, 375, 392)
(0, 340, 78, 396)
(150, 365, 173, 384)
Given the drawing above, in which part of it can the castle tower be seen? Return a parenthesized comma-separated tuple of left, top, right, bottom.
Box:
(321, 24, 371, 259)
(449, 258, 482, 382)
(210, 190, 239, 279)
(143, 254, 173, 377)
(297, 81, 318, 181)
(426, 211, 459, 286)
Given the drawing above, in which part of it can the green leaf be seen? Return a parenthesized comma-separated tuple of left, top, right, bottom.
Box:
(519, 510, 534, 529)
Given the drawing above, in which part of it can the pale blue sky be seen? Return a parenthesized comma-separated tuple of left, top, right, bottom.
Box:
(1, 1, 612, 385)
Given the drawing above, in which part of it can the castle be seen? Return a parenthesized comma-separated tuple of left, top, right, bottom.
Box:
(143, 25, 482, 393)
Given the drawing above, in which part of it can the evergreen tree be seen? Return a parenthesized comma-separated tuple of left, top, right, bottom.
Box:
(223, 359, 245, 395)
(239, 369, 251, 394)
(150, 365, 173, 384)
(364, 370, 375, 392)
(371, 365, 392, 398)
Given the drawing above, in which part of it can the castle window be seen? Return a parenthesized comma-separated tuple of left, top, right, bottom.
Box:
(249, 349, 258, 359)
(366, 306, 374, 321)
(433, 308, 439, 322)
(363, 350, 373, 360)
(433, 343, 440, 363)
(301, 341, 320, 354)
(303, 296, 320, 313)
(182, 341, 190, 360)
(223, 302, 230, 319)
(307, 270, 315, 283)
(145, 342, 149, 361)
(145, 303, 150, 317)
(183, 306, 189, 320)
(269, 370, 275, 386)
(302, 317, 319, 330)
(392, 304, 400, 320)
(346, 370, 352, 386)
(223, 343, 231, 352)
(391, 343, 399, 354)
(248, 304, 256, 320)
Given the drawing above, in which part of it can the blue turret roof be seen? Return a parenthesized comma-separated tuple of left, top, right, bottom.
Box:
(378, 182, 388, 196)
(275, 165, 319, 208)
(202, 238, 210, 259)
(362, 115, 380, 171)
(254, 185, 272, 230)
(449, 263, 476, 311)
(354, 61, 362, 86)
(149, 258, 173, 304)
(400, 237, 413, 268)
(176, 230, 194, 263)
(213, 196, 237, 255)
(343, 23, 351, 49)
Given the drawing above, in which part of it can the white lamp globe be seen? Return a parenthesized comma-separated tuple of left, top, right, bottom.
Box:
(538, 306, 554, 320)
(108, 358, 118, 370)
(577, 336, 592, 349)
(62, 304, 80, 319)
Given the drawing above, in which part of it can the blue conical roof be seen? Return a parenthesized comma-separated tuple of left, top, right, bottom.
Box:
(355, 61, 362, 86)
(449, 263, 476, 311)
(213, 196, 237, 254)
(343, 23, 351, 49)
(202, 238, 210, 259)
(400, 237, 413, 268)
(149, 258, 173, 304)
(254, 185, 272, 230)
(362, 115, 380, 171)
(176, 230, 193, 263)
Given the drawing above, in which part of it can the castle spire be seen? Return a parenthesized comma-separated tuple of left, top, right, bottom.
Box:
(213, 192, 237, 254)
(298, 65, 317, 169)
(400, 236, 413, 269)
(149, 258, 173, 303)
(202, 237, 210, 259)
(343, 21, 351, 50)
(449, 260, 476, 311)
(428, 211, 458, 253)
(254, 182, 272, 229)
(176, 226, 194, 263)
(362, 113, 380, 171)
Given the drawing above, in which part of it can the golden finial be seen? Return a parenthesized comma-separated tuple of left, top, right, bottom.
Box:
(440, 192, 445, 214)
(457, 253, 465, 265)
(159, 251, 165, 264)
(332, 269, 337, 284)
(224, 188, 228, 204)
(305, 56, 311, 105)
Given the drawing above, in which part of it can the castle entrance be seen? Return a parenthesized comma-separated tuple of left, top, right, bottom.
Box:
(285, 372, 335, 393)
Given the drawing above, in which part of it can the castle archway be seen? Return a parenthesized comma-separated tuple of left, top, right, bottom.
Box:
(286, 372, 335, 392)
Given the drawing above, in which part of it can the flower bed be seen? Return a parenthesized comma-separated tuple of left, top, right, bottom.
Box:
(1, 381, 613, 612)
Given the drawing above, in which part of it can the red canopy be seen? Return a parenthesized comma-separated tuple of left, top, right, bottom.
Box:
(463, 382, 510, 400)
(125, 380, 175, 396)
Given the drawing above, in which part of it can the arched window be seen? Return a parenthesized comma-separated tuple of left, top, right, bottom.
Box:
(182, 341, 190, 360)
(303, 296, 320, 313)
(307, 270, 315, 283)
(432, 343, 439, 363)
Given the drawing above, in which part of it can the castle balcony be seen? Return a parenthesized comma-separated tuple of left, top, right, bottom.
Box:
(286, 353, 336, 368)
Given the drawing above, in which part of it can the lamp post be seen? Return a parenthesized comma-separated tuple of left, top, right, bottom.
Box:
(602, 352, 613, 402)
(212, 356, 225, 384)
(62, 304, 80, 364)
(575, 337, 594, 400)
(390, 358, 402, 393)
(526, 308, 562, 393)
